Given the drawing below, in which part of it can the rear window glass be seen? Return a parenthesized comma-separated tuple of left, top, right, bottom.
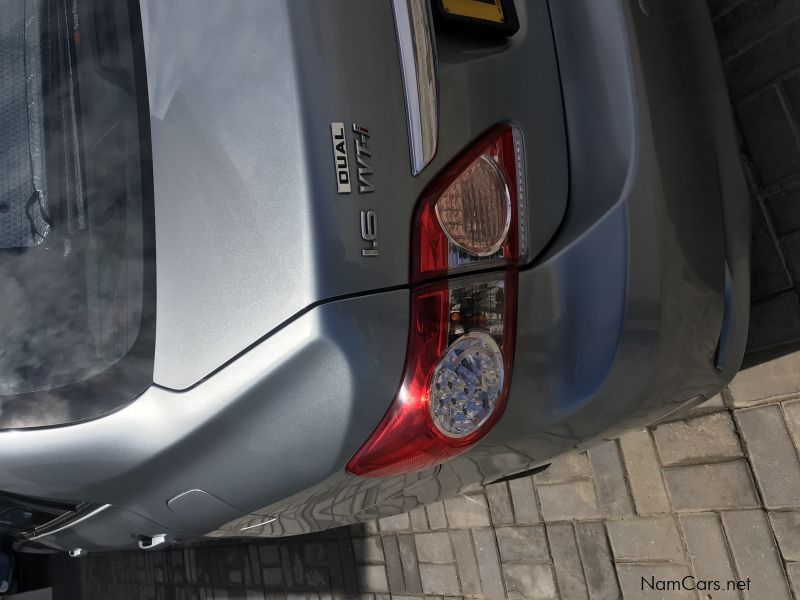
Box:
(0, 0, 154, 428)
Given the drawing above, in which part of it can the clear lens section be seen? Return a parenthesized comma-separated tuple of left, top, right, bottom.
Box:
(434, 155, 510, 256)
(430, 332, 504, 437)
(346, 273, 515, 478)
(431, 279, 508, 437)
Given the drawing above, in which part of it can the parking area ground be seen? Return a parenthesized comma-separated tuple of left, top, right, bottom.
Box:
(78, 351, 800, 599)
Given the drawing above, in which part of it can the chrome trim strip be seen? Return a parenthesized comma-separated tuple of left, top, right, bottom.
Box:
(239, 516, 278, 531)
(27, 503, 112, 541)
(392, 0, 439, 176)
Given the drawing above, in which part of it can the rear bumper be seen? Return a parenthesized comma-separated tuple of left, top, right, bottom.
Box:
(484, 0, 751, 460)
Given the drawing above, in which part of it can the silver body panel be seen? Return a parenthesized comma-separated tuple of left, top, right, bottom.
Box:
(142, 0, 567, 390)
(0, 290, 409, 545)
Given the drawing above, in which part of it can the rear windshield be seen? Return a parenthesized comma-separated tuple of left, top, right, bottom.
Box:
(0, 0, 154, 428)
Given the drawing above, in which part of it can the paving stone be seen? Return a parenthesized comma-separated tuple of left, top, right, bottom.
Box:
(781, 235, 800, 285)
(304, 566, 330, 589)
(534, 452, 592, 484)
(361, 519, 380, 536)
(616, 564, 695, 600)
(443, 494, 491, 529)
(485, 481, 515, 525)
(304, 542, 328, 567)
(537, 479, 600, 521)
(587, 440, 635, 517)
(708, 0, 740, 19)
(679, 513, 739, 600)
(409, 507, 429, 532)
(714, 0, 800, 59)
(450, 530, 481, 597)
(377, 512, 410, 533)
(747, 292, 800, 355)
(397, 534, 423, 595)
(320, 541, 342, 591)
(725, 18, 800, 100)
(575, 521, 621, 600)
(546, 523, 589, 600)
(728, 351, 800, 406)
(502, 563, 557, 600)
(495, 525, 549, 563)
(788, 563, 800, 598)
(739, 85, 800, 188)
(768, 510, 800, 561)
(652, 411, 743, 466)
(380, 535, 405, 594)
(618, 429, 672, 515)
(784, 399, 800, 449)
(472, 528, 507, 600)
(508, 476, 541, 523)
(663, 459, 760, 511)
(606, 516, 685, 563)
(419, 564, 460, 596)
(736, 405, 800, 507)
(722, 510, 793, 600)
(696, 394, 726, 412)
(426, 501, 449, 530)
(667, 393, 728, 420)
(356, 564, 389, 594)
(353, 537, 384, 565)
(765, 180, 800, 236)
(414, 532, 454, 564)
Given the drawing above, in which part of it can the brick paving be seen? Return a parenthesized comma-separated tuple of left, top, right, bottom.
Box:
(718, 0, 800, 364)
(82, 352, 800, 599)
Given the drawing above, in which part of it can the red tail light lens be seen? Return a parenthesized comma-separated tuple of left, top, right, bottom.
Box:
(414, 124, 527, 281)
(346, 124, 526, 478)
(346, 272, 517, 478)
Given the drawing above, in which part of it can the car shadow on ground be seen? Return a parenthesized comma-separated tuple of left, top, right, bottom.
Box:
(73, 523, 384, 599)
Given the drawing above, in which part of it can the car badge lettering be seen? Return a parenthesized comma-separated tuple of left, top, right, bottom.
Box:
(360, 210, 379, 257)
(330, 122, 351, 193)
(353, 124, 375, 193)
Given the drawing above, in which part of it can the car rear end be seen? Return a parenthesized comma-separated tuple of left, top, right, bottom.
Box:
(0, 0, 748, 553)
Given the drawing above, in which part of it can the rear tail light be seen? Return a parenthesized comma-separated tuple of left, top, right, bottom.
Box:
(347, 124, 527, 478)
(346, 273, 517, 478)
(414, 124, 527, 281)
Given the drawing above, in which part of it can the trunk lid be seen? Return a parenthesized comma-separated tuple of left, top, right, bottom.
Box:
(142, 0, 420, 389)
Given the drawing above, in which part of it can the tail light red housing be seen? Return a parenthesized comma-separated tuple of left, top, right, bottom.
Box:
(414, 124, 525, 281)
(347, 124, 526, 478)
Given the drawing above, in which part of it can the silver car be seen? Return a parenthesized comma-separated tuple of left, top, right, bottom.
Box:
(0, 0, 749, 554)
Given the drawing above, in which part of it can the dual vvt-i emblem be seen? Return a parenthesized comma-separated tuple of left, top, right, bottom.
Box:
(330, 122, 378, 257)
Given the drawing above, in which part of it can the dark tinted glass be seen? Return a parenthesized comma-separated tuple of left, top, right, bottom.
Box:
(0, 0, 154, 428)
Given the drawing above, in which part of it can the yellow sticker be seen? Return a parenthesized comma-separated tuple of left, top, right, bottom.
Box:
(441, 0, 506, 24)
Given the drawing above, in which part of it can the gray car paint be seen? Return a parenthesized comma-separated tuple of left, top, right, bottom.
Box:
(1, 289, 410, 544)
(1, 0, 750, 552)
(143, 0, 567, 390)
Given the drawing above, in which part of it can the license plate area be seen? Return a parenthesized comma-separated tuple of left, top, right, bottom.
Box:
(433, 0, 519, 36)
